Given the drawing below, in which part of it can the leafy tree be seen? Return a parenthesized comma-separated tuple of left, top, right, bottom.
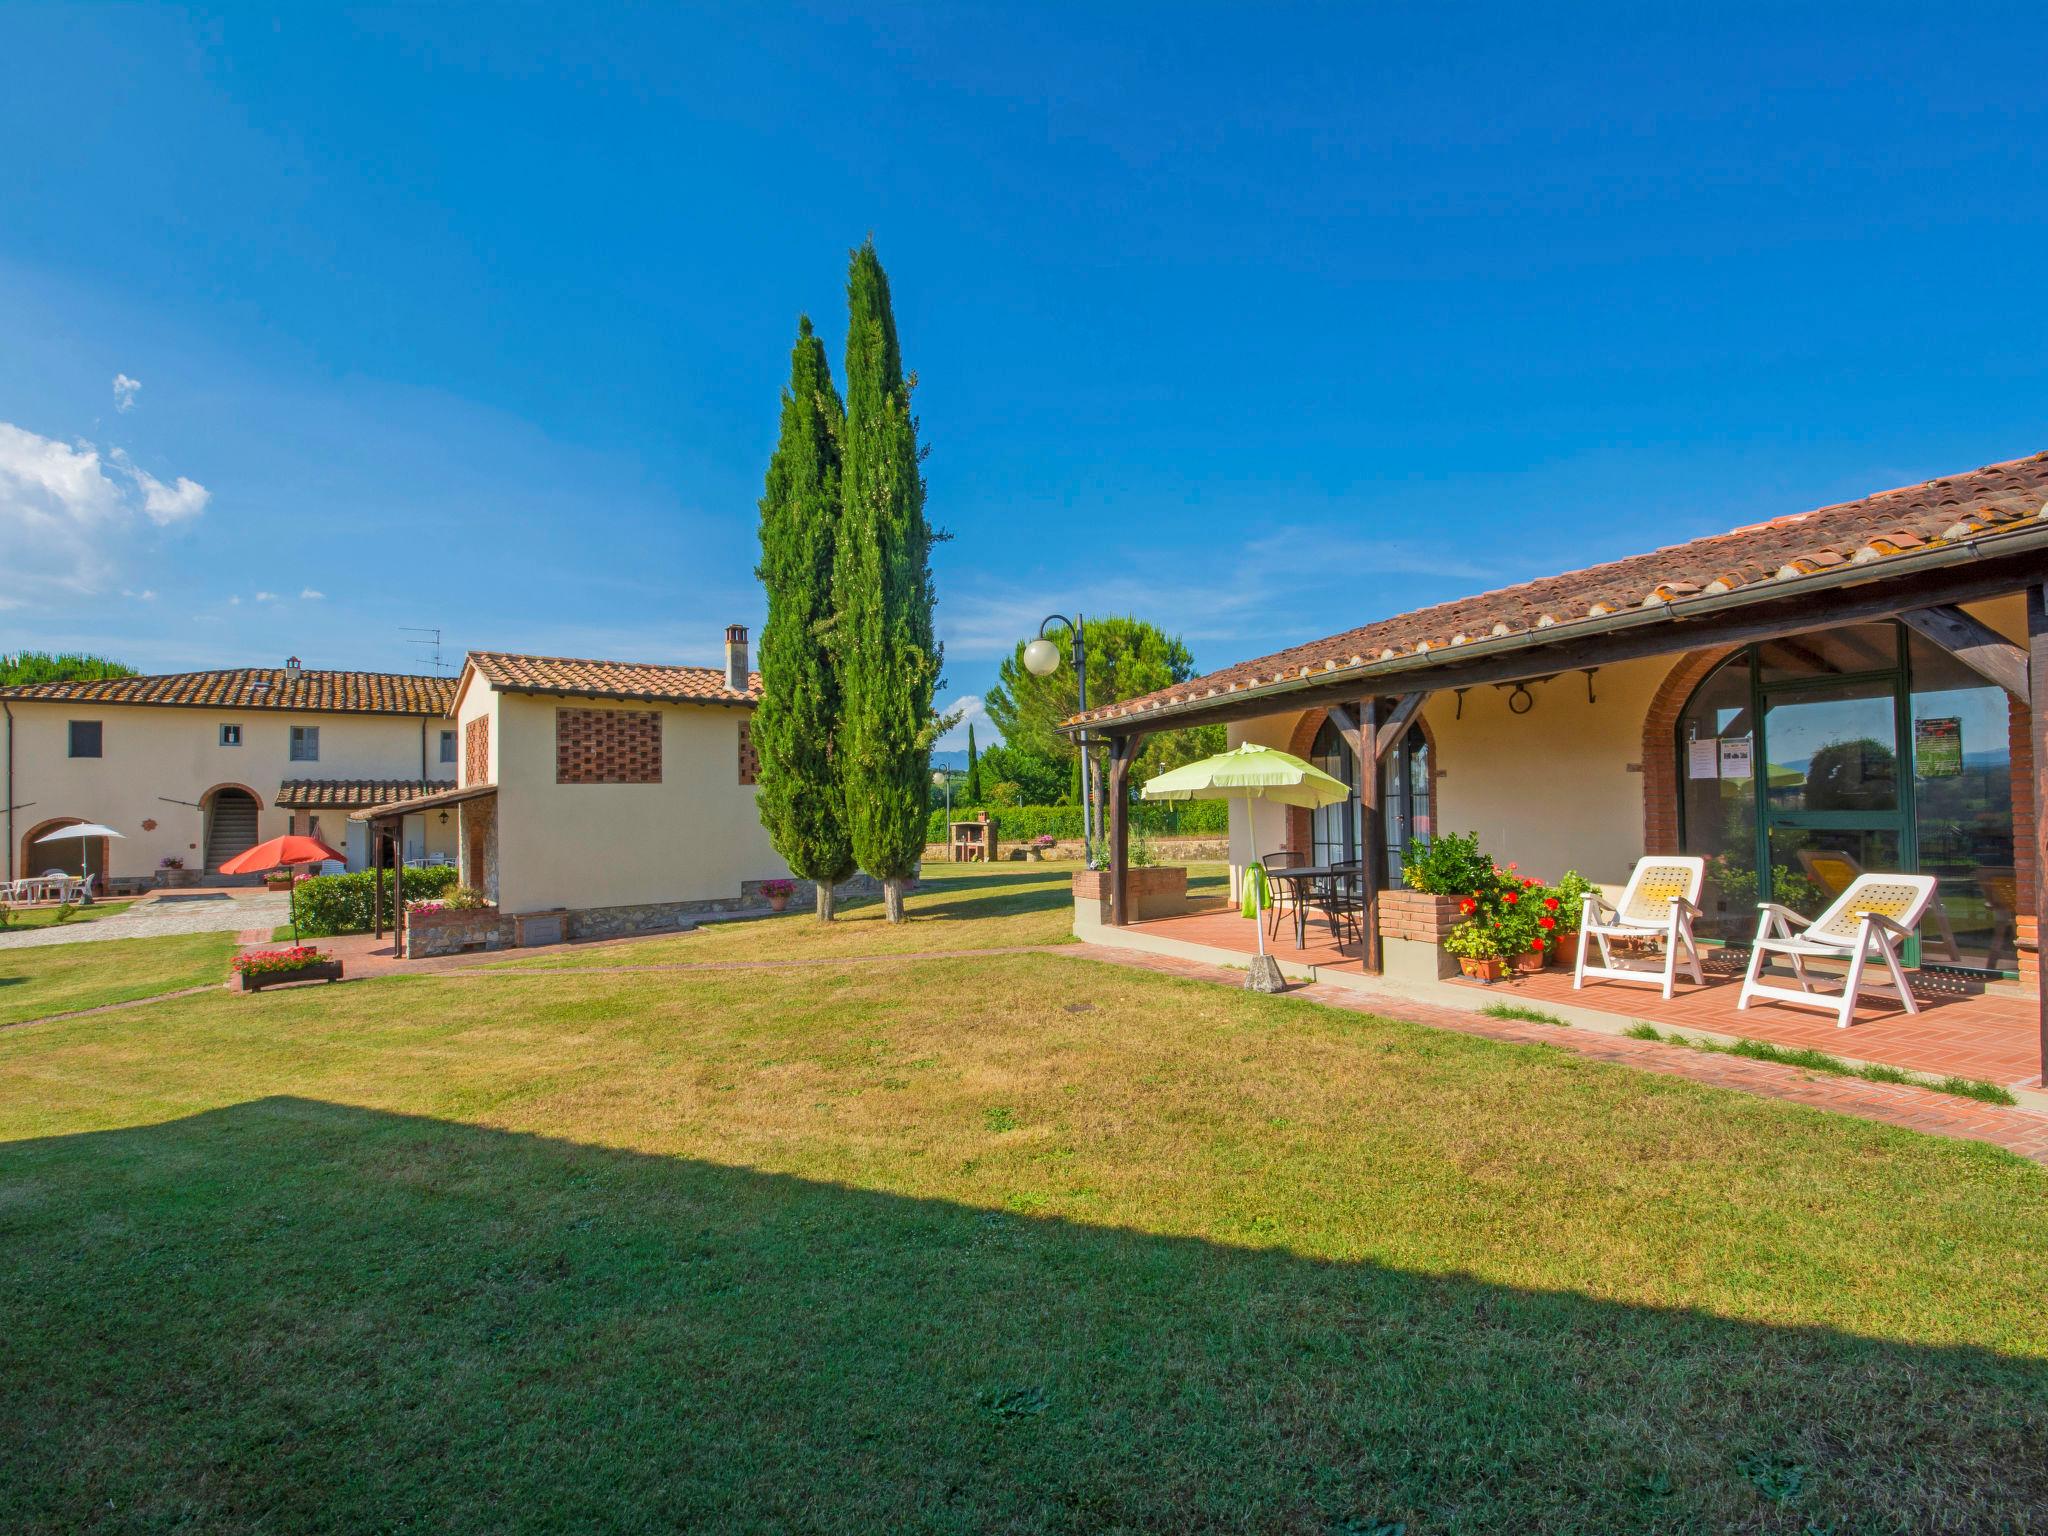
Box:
(974, 741, 1069, 806)
(1804, 738, 1897, 813)
(983, 615, 1224, 785)
(753, 316, 855, 919)
(830, 239, 943, 923)
(964, 723, 983, 802)
(0, 652, 135, 685)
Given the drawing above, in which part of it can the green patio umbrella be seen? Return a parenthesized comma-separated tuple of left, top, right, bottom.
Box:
(1142, 742, 1352, 989)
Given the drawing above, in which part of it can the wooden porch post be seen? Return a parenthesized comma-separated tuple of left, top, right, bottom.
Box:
(2030, 583, 2047, 1085)
(1109, 735, 1134, 927)
(371, 824, 384, 939)
(1356, 698, 1387, 973)
(393, 824, 406, 959)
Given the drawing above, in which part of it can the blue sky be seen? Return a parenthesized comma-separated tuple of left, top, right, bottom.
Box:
(2, 4, 2044, 747)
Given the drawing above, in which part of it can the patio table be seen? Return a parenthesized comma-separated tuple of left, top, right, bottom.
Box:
(1263, 862, 1363, 948)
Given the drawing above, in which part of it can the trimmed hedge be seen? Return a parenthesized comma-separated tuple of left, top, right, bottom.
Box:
(923, 800, 1228, 844)
(293, 865, 461, 937)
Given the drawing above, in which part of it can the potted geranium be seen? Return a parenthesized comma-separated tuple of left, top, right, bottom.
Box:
(1444, 918, 1510, 982)
(1547, 871, 1596, 968)
(1030, 833, 1058, 861)
(233, 945, 343, 992)
(762, 878, 795, 913)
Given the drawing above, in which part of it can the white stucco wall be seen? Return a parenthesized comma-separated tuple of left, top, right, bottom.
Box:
(489, 691, 785, 913)
(4, 700, 451, 880)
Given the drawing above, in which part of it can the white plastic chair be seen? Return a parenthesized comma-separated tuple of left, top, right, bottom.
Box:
(1573, 855, 1707, 1001)
(1737, 872, 1938, 1029)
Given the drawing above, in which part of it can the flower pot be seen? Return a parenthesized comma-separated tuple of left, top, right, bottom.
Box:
(1512, 948, 1547, 974)
(1458, 955, 1507, 983)
(767, 894, 790, 912)
(1553, 931, 1580, 967)
(240, 960, 343, 992)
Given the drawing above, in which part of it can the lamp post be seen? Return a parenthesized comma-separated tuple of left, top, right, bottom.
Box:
(1022, 613, 1099, 868)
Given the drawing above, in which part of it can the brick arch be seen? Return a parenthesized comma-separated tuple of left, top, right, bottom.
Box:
(200, 781, 267, 810)
(1281, 704, 1440, 859)
(1639, 646, 1743, 857)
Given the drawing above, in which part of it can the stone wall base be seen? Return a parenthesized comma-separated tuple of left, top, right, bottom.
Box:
(1382, 933, 1458, 983)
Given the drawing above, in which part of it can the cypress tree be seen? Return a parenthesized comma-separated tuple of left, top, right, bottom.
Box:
(964, 723, 983, 803)
(832, 239, 942, 923)
(754, 315, 856, 919)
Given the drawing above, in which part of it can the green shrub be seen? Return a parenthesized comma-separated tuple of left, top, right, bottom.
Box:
(293, 865, 461, 936)
(1402, 830, 1494, 896)
(922, 801, 1228, 845)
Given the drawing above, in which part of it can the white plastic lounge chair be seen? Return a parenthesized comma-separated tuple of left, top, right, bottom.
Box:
(1737, 872, 1938, 1029)
(1573, 855, 1706, 1001)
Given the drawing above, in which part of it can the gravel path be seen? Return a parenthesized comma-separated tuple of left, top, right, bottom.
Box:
(0, 891, 291, 951)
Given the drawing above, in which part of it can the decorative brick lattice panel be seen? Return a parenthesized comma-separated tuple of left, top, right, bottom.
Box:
(737, 719, 758, 785)
(556, 707, 662, 785)
(464, 716, 490, 786)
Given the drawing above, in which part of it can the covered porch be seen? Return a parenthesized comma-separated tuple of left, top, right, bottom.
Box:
(1106, 892, 2043, 1093)
(1069, 456, 2048, 1091)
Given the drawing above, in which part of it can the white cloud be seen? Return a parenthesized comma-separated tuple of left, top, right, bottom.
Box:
(110, 448, 210, 525)
(112, 373, 141, 412)
(254, 591, 279, 603)
(300, 587, 325, 600)
(935, 693, 991, 750)
(227, 595, 241, 606)
(0, 422, 211, 607)
(122, 588, 158, 601)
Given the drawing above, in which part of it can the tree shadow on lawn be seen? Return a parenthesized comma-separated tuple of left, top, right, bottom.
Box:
(906, 866, 1229, 925)
(3, 1098, 2043, 1534)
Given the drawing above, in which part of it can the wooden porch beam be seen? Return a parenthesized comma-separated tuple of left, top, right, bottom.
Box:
(1374, 692, 1428, 759)
(1334, 700, 1386, 973)
(1899, 605, 2030, 701)
(1072, 558, 2045, 740)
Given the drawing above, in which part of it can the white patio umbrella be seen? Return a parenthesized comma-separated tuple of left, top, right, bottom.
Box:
(31, 822, 125, 891)
(1142, 743, 1351, 989)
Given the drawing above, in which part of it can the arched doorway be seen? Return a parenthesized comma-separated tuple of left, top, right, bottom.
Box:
(202, 786, 263, 871)
(1673, 620, 2018, 972)
(1296, 714, 1433, 882)
(20, 817, 110, 884)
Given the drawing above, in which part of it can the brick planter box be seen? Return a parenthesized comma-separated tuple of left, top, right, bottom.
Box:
(240, 960, 343, 992)
(1378, 888, 1464, 983)
(1072, 865, 1189, 926)
(405, 906, 506, 958)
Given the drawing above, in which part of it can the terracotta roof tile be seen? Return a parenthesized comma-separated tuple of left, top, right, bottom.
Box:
(467, 652, 760, 705)
(1073, 451, 2048, 725)
(0, 669, 456, 715)
(275, 778, 452, 810)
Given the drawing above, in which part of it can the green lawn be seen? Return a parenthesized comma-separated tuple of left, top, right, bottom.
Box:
(491, 858, 1231, 967)
(0, 932, 239, 1027)
(0, 899, 134, 931)
(1, 878, 2046, 1531)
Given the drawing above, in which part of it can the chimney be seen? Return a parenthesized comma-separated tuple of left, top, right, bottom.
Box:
(724, 625, 749, 693)
(285, 655, 302, 680)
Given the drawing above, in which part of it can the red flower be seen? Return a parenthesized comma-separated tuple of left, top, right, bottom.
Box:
(1543, 896, 1560, 911)
(1524, 876, 1540, 888)
(1459, 898, 1476, 915)
(1529, 937, 1545, 952)
(1538, 915, 1557, 930)
(1503, 890, 1519, 905)
(1507, 862, 1518, 871)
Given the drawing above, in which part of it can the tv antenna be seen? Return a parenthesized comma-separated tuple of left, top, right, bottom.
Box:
(401, 626, 449, 675)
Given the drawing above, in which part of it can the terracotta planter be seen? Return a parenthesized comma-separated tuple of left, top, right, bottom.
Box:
(1458, 955, 1507, 983)
(1512, 948, 1547, 974)
(240, 960, 343, 992)
(1553, 931, 1581, 967)
(767, 894, 790, 913)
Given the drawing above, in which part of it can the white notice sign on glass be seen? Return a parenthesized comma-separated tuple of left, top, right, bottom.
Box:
(1718, 737, 1754, 781)
(1688, 738, 1719, 780)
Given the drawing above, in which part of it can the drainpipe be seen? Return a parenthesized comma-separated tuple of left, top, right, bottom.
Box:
(4, 701, 13, 884)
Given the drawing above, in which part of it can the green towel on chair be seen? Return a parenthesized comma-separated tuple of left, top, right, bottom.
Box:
(1240, 863, 1270, 920)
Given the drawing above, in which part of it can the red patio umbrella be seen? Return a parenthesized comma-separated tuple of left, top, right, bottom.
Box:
(218, 834, 345, 943)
